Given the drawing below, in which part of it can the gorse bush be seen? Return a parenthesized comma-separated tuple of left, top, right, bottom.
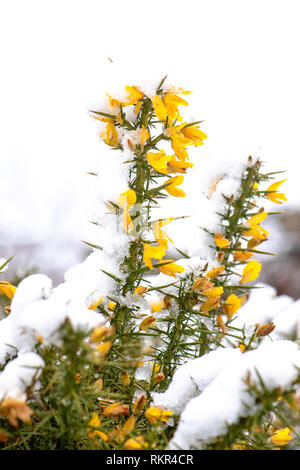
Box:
(0, 77, 299, 450)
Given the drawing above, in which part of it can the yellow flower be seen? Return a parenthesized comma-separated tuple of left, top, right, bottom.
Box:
(270, 427, 292, 446)
(200, 296, 221, 313)
(240, 260, 262, 285)
(222, 294, 242, 319)
(214, 233, 230, 249)
(100, 121, 120, 147)
(140, 125, 149, 148)
(88, 412, 108, 441)
(89, 295, 103, 310)
(166, 157, 193, 174)
(205, 266, 225, 279)
(244, 211, 269, 239)
(122, 85, 144, 106)
(165, 122, 207, 159)
(164, 175, 185, 197)
(266, 179, 287, 204)
(0, 398, 33, 428)
(151, 95, 168, 121)
(95, 341, 112, 359)
(118, 189, 137, 233)
(139, 315, 157, 331)
(124, 435, 148, 450)
(122, 415, 136, 435)
(181, 125, 207, 145)
(120, 372, 130, 386)
(201, 286, 224, 298)
(247, 235, 267, 249)
(146, 150, 172, 175)
(164, 93, 189, 107)
(145, 407, 173, 424)
(148, 298, 166, 313)
(90, 326, 113, 343)
(143, 243, 166, 269)
(0, 282, 17, 300)
(233, 251, 254, 262)
(158, 260, 185, 278)
(192, 277, 213, 292)
(133, 286, 149, 295)
(132, 395, 147, 416)
(107, 301, 116, 311)
(103, 402, 129, 417)
(152, 217, 174, 249)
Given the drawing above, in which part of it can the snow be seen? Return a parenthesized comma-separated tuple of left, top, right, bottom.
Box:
(167, 340, 300, 449)
(0, 352, 44, 401)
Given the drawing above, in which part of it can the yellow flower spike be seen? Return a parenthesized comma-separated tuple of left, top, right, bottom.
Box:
(118, 189, 137, 233)
(222, 294, 242, 319)
(133, 286, 149, 295)
(202, 286, 224, 298)
(151, 94, 168, 121)
(144, 407, 173, 424)
(270, 428, 293, 446)
(139, 316, 157, 331)
(214, 233, 230, 249)
(266, 179, 287, 204)
(143, 243, 166, 269)
(164, 175, 186, 197)
(102, 402, 129, 417)
(244, 211, 269, 239)
(146, 150, 171, 175)
(89, 295, 103, 310)
(132, 395, 147, 416)
(240, 260, 262, 285)
(158, 260, 185, 278)
(166, 157, 193, 174)
(205, 266, 225, 279)
(0, 282, 17, 300)
(152, 217, 174, 249)
(122, 415, 136, 436)
(124, 435, 148, 450)
(200, 296, 221, 313)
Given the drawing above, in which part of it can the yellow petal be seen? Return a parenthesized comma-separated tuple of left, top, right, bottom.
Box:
(240, 260, 262, 285)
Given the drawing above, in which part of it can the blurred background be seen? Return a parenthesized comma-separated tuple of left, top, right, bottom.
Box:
(1, 0, 300, 297)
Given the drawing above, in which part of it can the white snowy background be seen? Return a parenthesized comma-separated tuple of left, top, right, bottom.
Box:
(1, 0, 299, 281)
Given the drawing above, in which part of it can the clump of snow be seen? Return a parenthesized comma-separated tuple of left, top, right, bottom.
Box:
(152, 348, 242, 415)
(0, 352, 44, 401)
(167, 340, 300, 449)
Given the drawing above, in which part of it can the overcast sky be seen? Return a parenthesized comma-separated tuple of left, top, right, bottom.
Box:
(1, 0, 299, 276)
